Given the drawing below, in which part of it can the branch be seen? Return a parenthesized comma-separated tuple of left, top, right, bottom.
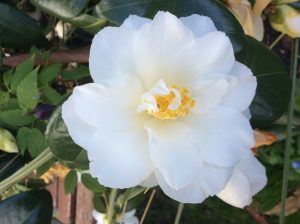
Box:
(2, 47, 89, 67)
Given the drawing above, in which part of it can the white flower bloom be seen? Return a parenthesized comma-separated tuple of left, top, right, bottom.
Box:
(62, 11, 267, 207)
(93, 209, 139, 224)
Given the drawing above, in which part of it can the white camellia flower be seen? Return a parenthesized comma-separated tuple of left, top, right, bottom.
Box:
(62, 11, 267, 207)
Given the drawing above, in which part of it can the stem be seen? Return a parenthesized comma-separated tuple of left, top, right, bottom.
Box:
(0, 147, 54, 193)
(269, 33, 285, 49)
(119, 200, 128, 224)
(140, 189, 156, 224)
(174, 203, 184, 224)
(107, 188, 118, 224)
(279, 38, 299, 224)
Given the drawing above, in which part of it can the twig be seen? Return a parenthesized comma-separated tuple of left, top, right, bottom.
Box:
(140, 189, 156, 224)
(245, 206, 269, 224)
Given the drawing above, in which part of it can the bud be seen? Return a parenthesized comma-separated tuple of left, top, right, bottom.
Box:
(0, 128, 18, 153)
(270, 4, 300, 38)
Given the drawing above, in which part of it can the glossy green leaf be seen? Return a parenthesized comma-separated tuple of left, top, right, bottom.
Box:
(0, 190, 53, 224)
(16, 68, 39, 112)
(81, 173, 106, 193)
(64, 170, 78, 194)
(45, 107, 89, 170)
(94, 0, 154, 24)
(0, 109, 35, 127)
(31, 0, 90, 19)
(0, 3, 48, 49)
(65, 14, 107, 34)
(238, 37, 290, 128)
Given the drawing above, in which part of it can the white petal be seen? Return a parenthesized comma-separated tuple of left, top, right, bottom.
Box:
(180, 14, 217, 37)
(145, 120, 202, 190)
(155, 171, 208, 203)
(72, 78, 143, 131)
(140, 173, 158, 187)
(187, 106, 254, 167)
(87, 127, 153, 188)
(62, 96, 96, 149)
(134, 11, 194, 88)
(89, 26, 137, 86)
(121, 15, 151, 29)
(191, 78, 230, 114)
(217, 169, 252, 208)
(243, 108, 252, 119)
(217, 155, 267, 208)
(197, 163, 233, 196)
(173, 31, 235, 85)
(222, 62, 257, 112)
(237, 155, 267, 195)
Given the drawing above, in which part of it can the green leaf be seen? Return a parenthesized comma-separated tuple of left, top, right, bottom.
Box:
(3, 69, 13, 89)
(0, 3, 48, 49)
(0, 92, 10, 107)
(41, 85, 63, 105)
(16, 67, 39, 112)
(64, 170, 78, 194)
(16, 127, 48, 157)
(45, 107, 89, 170)
(238, 37, 290, 128)
(10, 55, 35, 91)
(93, 194, 106, 213)
(16, 127, 31, 155)
(27, 128, 48, 157)
(81, 173, 106, 193)
(0, 109, 35, 127)
(31, 0, 90, 19)
(0, 98, 19, 111)
(39, 63, 61, 84)
(61, 65, 90, 80)
(0, 190, 53, 224)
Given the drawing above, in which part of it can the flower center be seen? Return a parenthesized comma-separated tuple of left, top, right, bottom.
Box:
(137, 79, 195, 120)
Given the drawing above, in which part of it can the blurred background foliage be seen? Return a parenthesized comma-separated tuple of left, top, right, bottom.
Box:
(0, 0, 299, 223)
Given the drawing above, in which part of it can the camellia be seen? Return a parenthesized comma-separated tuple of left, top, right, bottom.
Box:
(62, 11, 267, 207)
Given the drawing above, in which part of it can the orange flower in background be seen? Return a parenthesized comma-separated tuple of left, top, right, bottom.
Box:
(40, 163, 70, 184)
(224, 0, 271, 41)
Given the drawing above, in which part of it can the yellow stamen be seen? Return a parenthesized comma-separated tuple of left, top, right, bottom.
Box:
(147, 86, 195, 120)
